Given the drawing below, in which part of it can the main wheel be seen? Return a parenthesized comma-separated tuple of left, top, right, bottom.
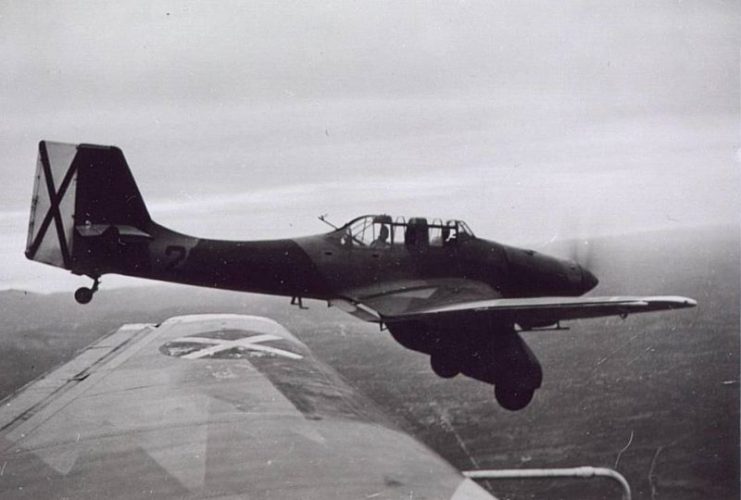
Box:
(494, 385, 535, 411)
(430, 353, 460, 378)
(74, 287, 94, 304)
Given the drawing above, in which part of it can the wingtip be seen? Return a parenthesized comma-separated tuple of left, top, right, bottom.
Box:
(670, 296, 697, 308)
(683, 297, 698, 308)
(647, 295, 698, 308)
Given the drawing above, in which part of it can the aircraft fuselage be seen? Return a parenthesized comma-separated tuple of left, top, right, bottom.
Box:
(71, 220, 597, 303)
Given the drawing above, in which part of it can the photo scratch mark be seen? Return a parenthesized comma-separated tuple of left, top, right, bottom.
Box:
(614, 430, 634, 469)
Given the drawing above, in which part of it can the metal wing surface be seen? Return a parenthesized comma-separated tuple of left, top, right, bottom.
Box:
(0, 314, 493, 500)
(334, 278, 696, 324)
(332, 278, 501, 321)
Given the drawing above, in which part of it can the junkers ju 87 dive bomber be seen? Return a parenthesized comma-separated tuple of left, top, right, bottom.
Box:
(26, 141, 696, 410)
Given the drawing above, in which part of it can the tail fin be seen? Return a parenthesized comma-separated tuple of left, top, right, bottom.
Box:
(25, 141, 151, 272)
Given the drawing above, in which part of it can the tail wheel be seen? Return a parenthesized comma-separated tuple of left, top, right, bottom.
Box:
(74, 287, 94, 304)
(494, 385, 535, 411)
(430, 353, 460, 379)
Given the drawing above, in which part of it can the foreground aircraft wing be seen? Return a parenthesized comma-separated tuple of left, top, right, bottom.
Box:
(333, 279, 696, 325)
(0, 314, 493, 500)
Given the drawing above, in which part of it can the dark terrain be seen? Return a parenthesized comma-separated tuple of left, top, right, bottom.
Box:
(1, 226, 738, 499)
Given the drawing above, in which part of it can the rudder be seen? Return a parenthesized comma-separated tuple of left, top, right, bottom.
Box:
(25, 141, 151, 274)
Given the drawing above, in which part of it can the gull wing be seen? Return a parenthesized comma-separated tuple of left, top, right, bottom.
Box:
(331, 278, 696, 325)
(331, 277, 503, 322)
(0, 314, 493, 500)
(380, 294, 697, 324)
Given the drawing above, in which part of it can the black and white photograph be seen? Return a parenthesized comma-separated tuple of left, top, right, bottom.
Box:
(0, 2, 738, 499)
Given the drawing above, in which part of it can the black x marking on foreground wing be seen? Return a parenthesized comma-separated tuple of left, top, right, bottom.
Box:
(26, 142, 78, 267)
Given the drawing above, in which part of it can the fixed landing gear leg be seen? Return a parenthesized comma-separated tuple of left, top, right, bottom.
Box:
(74, 276, 100, 305)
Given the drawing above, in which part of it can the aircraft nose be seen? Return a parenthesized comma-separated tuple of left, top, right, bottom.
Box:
(581, 268, 599, 292)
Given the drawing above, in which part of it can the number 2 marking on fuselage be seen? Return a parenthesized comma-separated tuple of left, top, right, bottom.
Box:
(165, 245, 187, 270)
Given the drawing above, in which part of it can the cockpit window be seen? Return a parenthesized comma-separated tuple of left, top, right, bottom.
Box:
(338, 215, 474, 249)
(457, 220, 474, 238)
(392, 216, 406, 246)
(341, 215, 393, 248)
(429, 218, 445, 247)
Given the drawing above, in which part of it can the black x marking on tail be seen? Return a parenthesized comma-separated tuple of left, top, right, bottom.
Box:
(26, 143, 78, 268)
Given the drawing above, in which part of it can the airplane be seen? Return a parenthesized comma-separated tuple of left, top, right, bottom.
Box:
(25, 141, 697, 411)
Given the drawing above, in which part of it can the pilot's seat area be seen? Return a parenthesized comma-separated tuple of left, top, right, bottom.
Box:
(404, 218, 429, 249)
(337, 215, 475, 250)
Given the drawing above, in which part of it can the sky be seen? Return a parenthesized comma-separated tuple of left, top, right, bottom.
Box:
(1, 1, 738, 292)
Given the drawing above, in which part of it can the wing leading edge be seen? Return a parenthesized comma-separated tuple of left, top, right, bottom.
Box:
(335, 278, 696, 326)
(381, 295, 697, 324)
(0, 314, 494, 500)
